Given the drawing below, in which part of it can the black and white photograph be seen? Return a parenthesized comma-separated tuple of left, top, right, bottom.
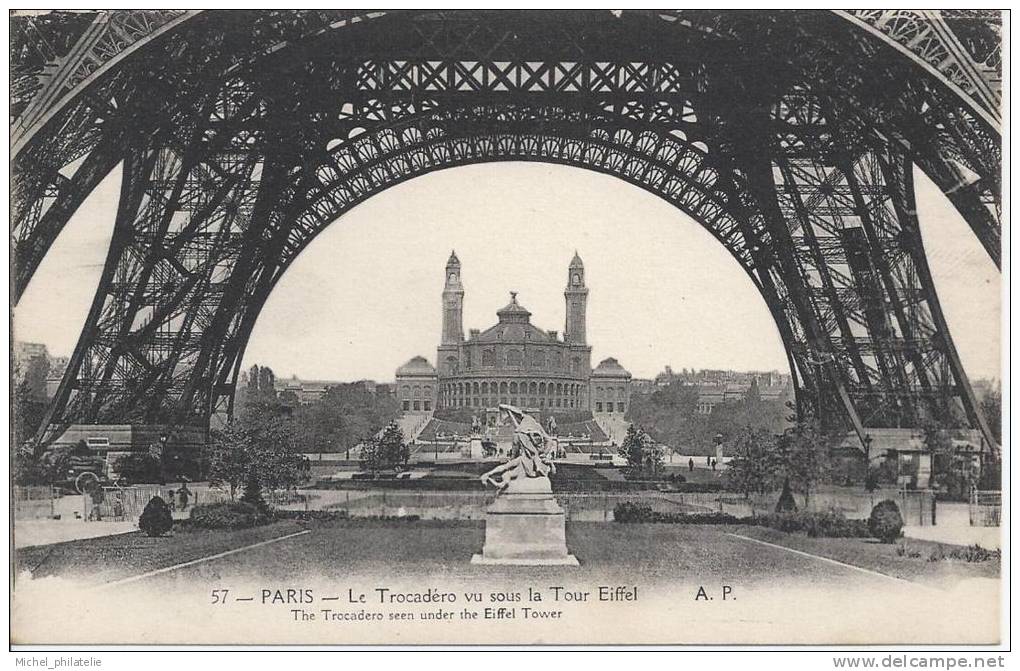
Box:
(9, 8, 1006, 651)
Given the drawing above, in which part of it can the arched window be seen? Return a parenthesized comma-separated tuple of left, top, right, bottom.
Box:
(482, 349, 495, 366)
(401, 384, 411, 399)
(473, 382, 480, 395)
(510, 381, 518, 394)
(539, 382, 546, 395)
(481, 381, 489, 394)
(507, 349, 523, 366)
(529, 381, 537, 395)
(531, 350, 546, 367)
(500, 381, 508, 395)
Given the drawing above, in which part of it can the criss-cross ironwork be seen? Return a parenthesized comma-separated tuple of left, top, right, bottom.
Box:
(10, 10, 1000, 450)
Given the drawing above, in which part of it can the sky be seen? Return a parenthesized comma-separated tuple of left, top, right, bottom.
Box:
(14, 161, 1001, 384)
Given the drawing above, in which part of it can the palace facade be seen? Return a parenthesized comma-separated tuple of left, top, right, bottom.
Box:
(395, 252, 631, 415)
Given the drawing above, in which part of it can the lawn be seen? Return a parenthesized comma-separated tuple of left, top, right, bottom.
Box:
(731, 525, 1000, 584)
(15, 517, 999, 589)
(14, 519, 308, 585)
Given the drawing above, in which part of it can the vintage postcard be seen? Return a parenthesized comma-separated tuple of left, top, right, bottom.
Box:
(10, 9, 1004, 647)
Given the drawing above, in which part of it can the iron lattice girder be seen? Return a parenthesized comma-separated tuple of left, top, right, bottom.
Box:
(765, 90, 986, 435)
(11, 10, 999, 452)
(12, 11, 1002, 302)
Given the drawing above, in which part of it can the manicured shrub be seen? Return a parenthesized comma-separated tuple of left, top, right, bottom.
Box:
(755, 512, 807, 534)
(274, 509, 350, 521)
(613, 502, 657, 523)
(803, 509, 871, 539)
(748, 511, 870, 538)
(239, 472, 270, 515)
(139, 496, 173, 537)
(868, 499, 904, 543)
(189, 501, 267, 530)
(775, 479, 798, 513)
(612, 502, 871, 538)
(612, 502, 749, 525)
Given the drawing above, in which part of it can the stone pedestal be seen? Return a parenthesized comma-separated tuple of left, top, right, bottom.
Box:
(471, 476, 579, 566)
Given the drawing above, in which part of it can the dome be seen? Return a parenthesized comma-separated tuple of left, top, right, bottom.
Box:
(396, 355, 437, 377)
(495, 292, 532, 323)
(591, 357, 631, 378)
(569, 250, 584, 268)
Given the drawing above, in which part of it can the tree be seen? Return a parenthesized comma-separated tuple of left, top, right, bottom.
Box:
(378, 422, 408, 468)
(619, 425, 646, 469)
(115, 453, 163, 484)
(207, 422, 251, 500)
(979, 389, 1001, 444)
(360, 422, 408, 474)
(289, 383, 400, 456)
(359, 437, 383, 476)
(208, 404, 307, 501)
(13, 374, 49, 450)
(776, 417, 834, 509)
(775, 478, 798, 512)
(921, 418, 954, 490)
(13, 443, 72, 485)
(727, 426, 778, 498)
(240, 470, 270, 515)
(19, 355, 49, 399)
(618, 425, 662, 477)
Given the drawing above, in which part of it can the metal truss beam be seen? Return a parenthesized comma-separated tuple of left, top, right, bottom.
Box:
(10, 10, 999, 453)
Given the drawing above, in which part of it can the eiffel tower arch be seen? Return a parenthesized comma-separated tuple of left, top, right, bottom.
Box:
(11, 10, 1001, 451)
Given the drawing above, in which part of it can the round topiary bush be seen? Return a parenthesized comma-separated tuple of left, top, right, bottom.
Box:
(139, 496, 174, 537)
(868, 499, 904, 543)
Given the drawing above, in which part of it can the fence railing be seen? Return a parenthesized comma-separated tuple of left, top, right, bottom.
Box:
(970, 489, 1001, 527)
(286, 489, 740, 521)
(13, 486, 57, 520)
(80, 485, 230, 521)
(284, 486, 939, 523)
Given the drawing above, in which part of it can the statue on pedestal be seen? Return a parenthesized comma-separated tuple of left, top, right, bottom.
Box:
(473, 404, 577, 565)
(480, 404, 555, 491)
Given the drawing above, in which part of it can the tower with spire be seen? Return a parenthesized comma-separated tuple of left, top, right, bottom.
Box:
(564, 251, 588, 345)
(437, 251, 464, 377)
(441, 250, 464, 345)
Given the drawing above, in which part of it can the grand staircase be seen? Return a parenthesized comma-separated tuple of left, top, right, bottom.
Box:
(593, 413, 631, 446)
(394, 411, 433, 442)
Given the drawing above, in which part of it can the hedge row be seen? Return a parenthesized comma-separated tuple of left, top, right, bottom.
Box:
(612, 501, 880, 540)
(189, 501, 270, 530)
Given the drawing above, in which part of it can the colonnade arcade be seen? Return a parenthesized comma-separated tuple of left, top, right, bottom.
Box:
(440, 379, 586, 410)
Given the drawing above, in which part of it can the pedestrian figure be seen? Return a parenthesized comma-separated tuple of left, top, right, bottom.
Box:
(177, 483, 191, 511)
(688, 457, 694, 472)
(166, 490, 176, 512)
(112, 492, 125, 520)
(88, 484, 105, 521)
(711, 458, 717, 471)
